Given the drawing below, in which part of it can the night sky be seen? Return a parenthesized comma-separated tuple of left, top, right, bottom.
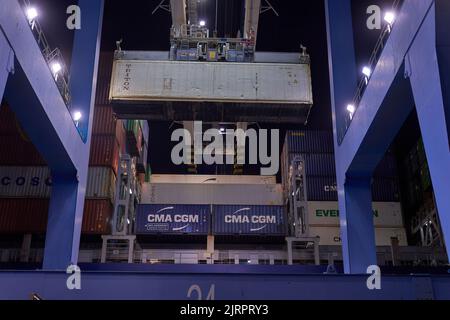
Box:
(32, 0, 404, 174)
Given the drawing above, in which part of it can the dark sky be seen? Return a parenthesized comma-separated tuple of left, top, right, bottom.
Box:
(32, 0, 400, 174)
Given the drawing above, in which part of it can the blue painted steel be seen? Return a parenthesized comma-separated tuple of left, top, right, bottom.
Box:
(0, 31, 14, 102)
(213, 205, 286, 236)
(326, 0, 450, 273)
(326, 0, 376, 274)
(136, 204, 210, 235)
(0, 268, 450, 300)
(0, 0, 103, 269)
(407, 1, 450, 257)
(42, 0, 104, 270)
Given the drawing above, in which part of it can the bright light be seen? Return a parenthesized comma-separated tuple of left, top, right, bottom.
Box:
(199, 20, 206, 27)
(51, 62, 62, 75)
(362, 66, 372, 78)
(26, 7, 38, 22)
(72, 111, 82, 122)
(347, 104, 355, 114)
(384, 11, 396, 25)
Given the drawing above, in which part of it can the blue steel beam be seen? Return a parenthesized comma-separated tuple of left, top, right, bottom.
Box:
(407, 1, 450, 255)
(0, 0, 103, 269)
(325, 0, 377, 274)
(0, 267, 450, 300)
(0, 30, 14, 101)
(326, 0, 450, 273)
(42, 0, 104, 270)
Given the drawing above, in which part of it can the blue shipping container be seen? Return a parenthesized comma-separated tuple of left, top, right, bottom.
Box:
(136, 204, 210, 235)
(285, 131, 335, 154)
(213, 205, 287, 236)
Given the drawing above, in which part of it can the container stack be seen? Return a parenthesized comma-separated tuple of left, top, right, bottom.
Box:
(281, 130, 407, 247)
(0, 52, 135, 238)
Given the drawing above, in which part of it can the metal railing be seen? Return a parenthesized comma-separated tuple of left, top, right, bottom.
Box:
(20, 0, 72, 108)
(339, 0, 404, 144)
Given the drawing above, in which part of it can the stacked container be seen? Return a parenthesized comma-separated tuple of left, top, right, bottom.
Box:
(281, 130, 407, 246)
(0, 52, 130, 237)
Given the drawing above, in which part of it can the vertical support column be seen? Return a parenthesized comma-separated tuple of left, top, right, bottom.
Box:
(43, 173, 84, 269)
(42, 0, 104, 270)
(339, 177, 377, 273)
(408, 6, 450, 258)
(326, 0, 376, 273)
(0, 30, 14, 102)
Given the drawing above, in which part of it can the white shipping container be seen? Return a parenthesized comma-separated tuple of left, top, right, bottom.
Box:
(0, 166, 52, 198)
(307, 201, 404, 228)
(309, 226, 408, 246)
(141, 183, 284, 205)
(86, 167, 117, 200)
(149, 174, 277, 185)
(0, 166, 116, 200)
(110, 60, 313, 105)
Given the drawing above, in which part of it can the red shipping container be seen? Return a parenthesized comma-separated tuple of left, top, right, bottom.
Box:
(0, 134, 47, 166)
(0, 103, 20, 135)
(0, 199, 49, 234)
(89, 135, 120, 174)
(82, 199, 113, 235)
(92, 105, 116, 135)
(95, 52, 114, 106)
(0, 199, 113, 235)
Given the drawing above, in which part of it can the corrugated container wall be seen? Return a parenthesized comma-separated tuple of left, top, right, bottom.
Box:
(213, 205, 287, 236)
(0, 199, 49, 234)
(95, 52, 114, 106)
(89, 136, 120, 175)
(282, 130, 400, 202)
(0, 166, 116, 199)
(136, 204, 210, 235)
(0, 199, 113, 235)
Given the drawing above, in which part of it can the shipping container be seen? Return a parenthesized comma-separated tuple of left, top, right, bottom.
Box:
(136, 204, 210, 235)
(0, 166, 116, 200)
(82, 200, 113, 234)
(306, 176, 338, 201)
(141, 183, 284, 205)
(95, 52, 114, 106)
(213, 205, 287, 236)
(0, 166, 52, 198)
(372, 177, 400, 202)
(0, 135, 46, 166)
(149, 174, 277, 185)
(92, 106, 116, 135)
(307, 201, 404, 227)
(86, 167, 116, 200)
(309, 226, 408, 246)
(0, 103, 19, 135)
(284, 131, 334, 154)
(110, 60, 313, 105)
(89, 135, 120, 175)
(0, 199, 113, 235)
(0, 198, 49, 234)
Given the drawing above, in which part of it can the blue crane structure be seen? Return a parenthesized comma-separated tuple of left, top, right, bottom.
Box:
(0, 0, 450, 299)
(326, 0, 450, 274)
(0, 0, 104, 270)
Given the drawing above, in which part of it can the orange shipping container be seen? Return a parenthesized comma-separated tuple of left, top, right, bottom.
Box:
(82, 199, 113, 235)
(89, 135, 120, 175)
